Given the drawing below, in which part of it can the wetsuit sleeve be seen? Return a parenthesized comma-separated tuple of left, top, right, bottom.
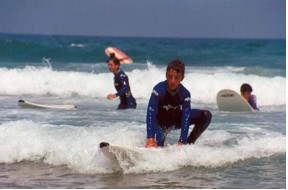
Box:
(146, 87, 160, 139)
(178, 90, 191, 144)
(115, 74, 129, 96)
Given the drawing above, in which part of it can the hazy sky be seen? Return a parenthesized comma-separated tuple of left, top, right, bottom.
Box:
(0, 0, 285, 39)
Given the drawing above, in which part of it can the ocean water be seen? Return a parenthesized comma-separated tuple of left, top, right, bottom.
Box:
(0, 34, 286, 188)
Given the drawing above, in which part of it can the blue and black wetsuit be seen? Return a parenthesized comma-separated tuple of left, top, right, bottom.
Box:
(114, 69, 136, 109)
(146, 81, 211, 146)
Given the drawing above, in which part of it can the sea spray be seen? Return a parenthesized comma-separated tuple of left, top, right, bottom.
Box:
(0, 63, 285, 106)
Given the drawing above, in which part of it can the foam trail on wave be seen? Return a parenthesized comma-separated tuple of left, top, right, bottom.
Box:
(0, 120, 285, 174)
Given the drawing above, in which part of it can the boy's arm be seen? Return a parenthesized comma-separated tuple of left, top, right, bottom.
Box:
(146, 88, 160, 139)
(179, 92, 191, 144)
(115, 74, 129, 96)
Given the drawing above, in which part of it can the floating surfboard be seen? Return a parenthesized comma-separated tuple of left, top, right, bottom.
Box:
(105, 47, 133, 64)
(216, 89, 254, 112)
(100, 142, 118, 160)
(18, 99, 77, 110)
(99, 142, 140, 169)
(100, 142, 139, 160)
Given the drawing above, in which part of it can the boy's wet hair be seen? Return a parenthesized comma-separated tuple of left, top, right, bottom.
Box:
(107, 53, 120, 65)
(166, 59, 185, 76)
(240, 83, 253, 92)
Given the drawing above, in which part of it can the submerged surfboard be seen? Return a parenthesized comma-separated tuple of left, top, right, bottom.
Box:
(18, 99, 77, 110)
(216, 89, 254, 112)
(100, 142, 139, 160)
(99, 142, 196, 172)
(100, 142, 118, 160)
(105, 47, 133, 64)
(99, 142, 140, 169)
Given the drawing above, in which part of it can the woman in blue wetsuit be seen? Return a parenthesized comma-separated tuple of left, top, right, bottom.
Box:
(145, 59, 212, 148)
(107, 53, 136, 109)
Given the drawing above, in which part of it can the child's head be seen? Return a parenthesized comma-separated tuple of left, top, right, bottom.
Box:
(166, 59, 185, 77)
(107, 53, 120, 65)
(240, 83, 253, 93)
(166, 59, 185, 91)
(107, 53, 120, 73)
(240, 83, 253, 100)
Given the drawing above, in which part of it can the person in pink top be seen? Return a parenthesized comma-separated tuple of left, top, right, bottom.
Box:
(240, 83, 259, 110)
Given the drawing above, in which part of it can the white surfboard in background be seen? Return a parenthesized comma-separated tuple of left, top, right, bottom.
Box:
(18, 99, 77, 110)
(216, 89, 254, 112)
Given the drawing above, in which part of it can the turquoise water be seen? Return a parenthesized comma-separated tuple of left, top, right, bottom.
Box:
(0, 34, 286, 188)
(0, 34, 285, 74)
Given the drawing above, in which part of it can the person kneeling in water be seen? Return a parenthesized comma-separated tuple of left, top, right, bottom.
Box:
(145, 59, 212, 148)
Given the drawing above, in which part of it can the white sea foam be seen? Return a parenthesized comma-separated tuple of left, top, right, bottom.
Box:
(0, 120, 285, 174)
(70, 43, 85, 48)
(0, 63, 285, 106)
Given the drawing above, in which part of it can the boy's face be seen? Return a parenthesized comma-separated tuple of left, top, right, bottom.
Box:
(166, 69, 184, 91)
(241, 91, 251, 101)
(108, 60, 119, 74)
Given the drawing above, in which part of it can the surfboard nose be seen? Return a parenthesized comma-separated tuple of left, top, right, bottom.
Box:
(99, 142, 110, 148)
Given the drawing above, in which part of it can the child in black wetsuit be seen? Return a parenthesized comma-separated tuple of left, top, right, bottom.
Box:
(107, 54, 136, 109)
(145, 59, 212, 147)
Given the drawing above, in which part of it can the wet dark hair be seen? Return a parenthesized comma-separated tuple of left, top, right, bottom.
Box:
(107, 53, 120, 65)
(240, 83, 253, 92)
(166, 59, 185, 76)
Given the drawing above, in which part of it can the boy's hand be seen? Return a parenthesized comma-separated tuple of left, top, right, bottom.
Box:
(107, 94, 117, 100)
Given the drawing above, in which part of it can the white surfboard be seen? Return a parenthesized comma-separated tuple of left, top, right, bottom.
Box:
(99, 142, 195, 172)
(99, 142, 140, 169)
(100, 142, 139, 160)
(18, 99, 77, 110)
(100, 142, 118, 160)
(216, 89, 254, 112)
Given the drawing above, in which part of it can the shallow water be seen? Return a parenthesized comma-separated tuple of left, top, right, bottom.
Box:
(0, 35, 285, 188)
(0, 154, 285, 188)
(0, 96, 285, 188)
